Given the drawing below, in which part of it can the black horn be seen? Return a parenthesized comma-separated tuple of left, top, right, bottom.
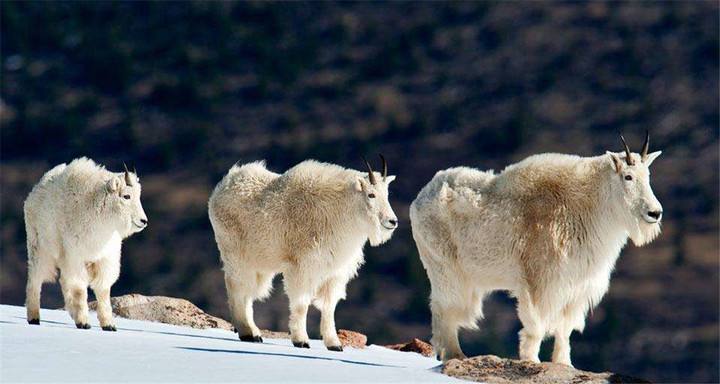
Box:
(123, 163, 133, 186)
(640, 130, 650, 162)
(619, 134, 635, 165)
(379, 154, 388, 181)
(361, 156, 377, 185)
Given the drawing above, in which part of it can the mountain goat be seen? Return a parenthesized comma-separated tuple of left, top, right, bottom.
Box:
(209, 157, 397, 351)
(24, 157, 148, 330)
(410, 134, 663, 366)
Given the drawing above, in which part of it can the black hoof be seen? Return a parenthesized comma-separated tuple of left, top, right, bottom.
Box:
(327, 345, 343, 352)
(102, 325, 117, 332)
(240, 335, 263, 343)
(76, 323, 91, 329)
(293, 341, 310, 349)
(28, 318, 40, 325)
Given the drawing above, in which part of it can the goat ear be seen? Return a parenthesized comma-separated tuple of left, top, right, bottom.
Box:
(354, 177, 365, 192)
(385, 175, 396, 184)
(106, 176, 121, 193)
(606, 151, 623, 173)
(644, 151, 662, 167)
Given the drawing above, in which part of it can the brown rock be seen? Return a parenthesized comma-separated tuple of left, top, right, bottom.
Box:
(442, 355, 650, 384)
(337, 329, 367, 348)
(383, 338, 434, 357)
(86, 295, 369, 346)
(88, 294, 234, 330)
(88, 294, 292, 339)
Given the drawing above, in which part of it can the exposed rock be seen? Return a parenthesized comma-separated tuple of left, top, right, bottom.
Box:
(88, 294, 365, 343)
(338, 329, 367, 348)
(442, 355, 650, 384)
(383, 338, 434, 357)
(88, 294, 234, 330)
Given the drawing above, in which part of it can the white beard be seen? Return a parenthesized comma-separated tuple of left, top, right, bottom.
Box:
(629, 217, 662, 246)
(368, 225, 394, 246)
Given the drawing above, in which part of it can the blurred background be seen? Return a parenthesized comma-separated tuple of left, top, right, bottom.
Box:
(1, 2, 717, 382)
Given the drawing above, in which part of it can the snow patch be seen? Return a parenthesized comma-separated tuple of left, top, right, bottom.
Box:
(0, 305, 459, 383)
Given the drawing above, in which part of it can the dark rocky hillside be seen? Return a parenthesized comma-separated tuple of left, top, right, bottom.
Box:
(1, 2, 717, 382)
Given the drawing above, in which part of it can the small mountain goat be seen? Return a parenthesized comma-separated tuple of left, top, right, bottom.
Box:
(209, 157, 397, 351)
(24, 157, 148, 330)
(410, 134, 663, 366)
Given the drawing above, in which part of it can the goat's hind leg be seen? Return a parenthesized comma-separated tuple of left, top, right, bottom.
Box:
(283, 268, 312, 349)
(25, 252, 56, 325)
(225, 268, 273, 342)
(430, 302, 467, 361)
(419, 242, 473, 361)
(25, 223, 57, 325)
(430, 287, 485, 362)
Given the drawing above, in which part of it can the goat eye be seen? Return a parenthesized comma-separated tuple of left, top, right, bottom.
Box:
(123, 194, 131, 200)
(368, 193, 376, 199)
(624, 175, 633, 181)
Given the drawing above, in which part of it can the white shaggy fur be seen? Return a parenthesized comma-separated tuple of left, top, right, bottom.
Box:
(24, 157, 148, 330)
(208, 160, 398, 350)
(410, 150, 662, 365)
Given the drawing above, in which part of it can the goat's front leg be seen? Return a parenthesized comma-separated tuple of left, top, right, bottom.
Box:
(552, 325, 573, 367)
(93, 286, 115, 331)
(88, 257, 121, 331)
(517, 293, 544, 363)
(59, 257, 91, 329)
(316, 276, 348, 351)
(552, 300, 587, 367)
(288, 299, 311, 348)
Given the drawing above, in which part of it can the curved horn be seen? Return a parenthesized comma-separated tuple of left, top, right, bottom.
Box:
(620, 134, 635, 165)
(361, 156, 377, 185)
(640, 130, 650, 162)
(123, 163, 133, 186)
(379, 154, 387, 181)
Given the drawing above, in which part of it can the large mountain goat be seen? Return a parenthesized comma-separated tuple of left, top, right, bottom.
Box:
(209, 157, 398, 351)
(24, 157, 148, 330)
(410, 134, 663, 366)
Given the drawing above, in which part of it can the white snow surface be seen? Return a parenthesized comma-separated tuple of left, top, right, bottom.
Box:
(0, 305, 460, 383)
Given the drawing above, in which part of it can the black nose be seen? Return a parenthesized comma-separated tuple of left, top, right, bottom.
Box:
(647, 211, 662, 220)
(140, 219, 148, 225)
(388, 219, 398, 227)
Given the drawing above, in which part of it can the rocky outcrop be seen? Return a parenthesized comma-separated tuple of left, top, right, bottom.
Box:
(442, 355, 650, 384)
(337, 329, 367, 348)
(88, 294, 235, 330)
(88, 294, 289, 339)
(383, 338, 434, 357)
(88, 294, 361, 345)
